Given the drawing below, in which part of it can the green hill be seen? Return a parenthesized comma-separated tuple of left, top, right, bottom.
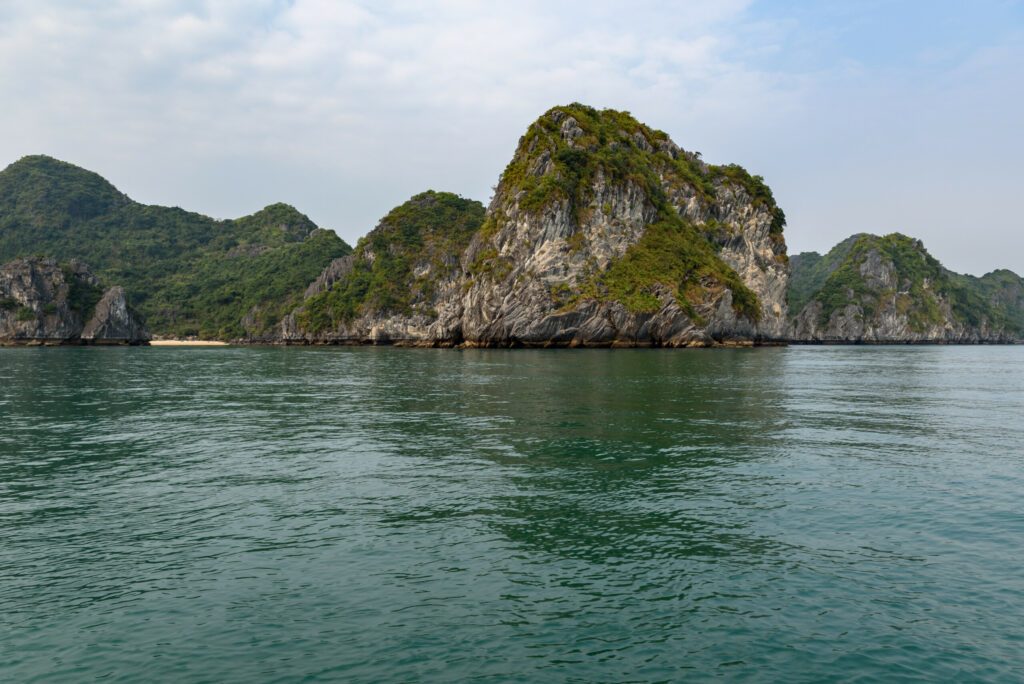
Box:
(952, 268, 1024, 335)
(786, 234, 863, 314)
(297, 191, 486, 332)
(0, 155, 351, 338)
(788, 233, 1023, 341)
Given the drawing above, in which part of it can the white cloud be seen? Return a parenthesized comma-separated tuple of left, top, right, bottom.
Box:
(0, 1, 1020, 274)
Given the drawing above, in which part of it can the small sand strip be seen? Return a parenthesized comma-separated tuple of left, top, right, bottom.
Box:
(150, 340, 230, 347)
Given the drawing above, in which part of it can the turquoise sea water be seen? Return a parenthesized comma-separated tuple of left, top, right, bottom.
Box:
(1, 346, 1022, 682)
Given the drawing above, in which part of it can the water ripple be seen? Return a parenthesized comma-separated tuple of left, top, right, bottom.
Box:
(1, 346, 1023, 682)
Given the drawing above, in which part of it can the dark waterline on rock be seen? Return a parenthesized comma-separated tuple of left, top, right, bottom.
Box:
(2, 346, 1023, 682)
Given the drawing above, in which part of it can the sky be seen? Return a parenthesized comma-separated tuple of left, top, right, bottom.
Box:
(0, 0, 1021, 275)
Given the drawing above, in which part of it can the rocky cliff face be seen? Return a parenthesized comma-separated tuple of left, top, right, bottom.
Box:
(788, 234, 1020, 343)
(285, 104, 788, 346)
(0, 257, 149, 344)
(81, 286, 150, 342)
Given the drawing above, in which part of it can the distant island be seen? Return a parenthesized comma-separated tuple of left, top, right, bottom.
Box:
(2, 103, 1021, 346)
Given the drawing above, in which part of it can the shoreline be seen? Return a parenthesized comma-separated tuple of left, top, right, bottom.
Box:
(2, 338, 1019, 348)
(225, 338, 1020, 348)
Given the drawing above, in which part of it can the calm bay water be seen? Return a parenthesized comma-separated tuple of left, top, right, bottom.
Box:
(1, 346, 1022, 682)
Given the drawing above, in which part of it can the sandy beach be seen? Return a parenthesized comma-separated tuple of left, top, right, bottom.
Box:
(149, 340, 230, 347)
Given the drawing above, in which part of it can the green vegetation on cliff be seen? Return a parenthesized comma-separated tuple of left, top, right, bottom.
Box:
(164, 227, 349, 337)
(786, 235, 863, 313)
(500, 104, 785, 228)
(485, 104, 776, 320)
(951, 269, 1024, 334)
(298, 191, 485, 331)
(815, 235, 944, 329)
(63, 264, 104, 319)
(574, 218, 760, 320)
(789, 233, 1023, 336)
(0, 155, 351, 338)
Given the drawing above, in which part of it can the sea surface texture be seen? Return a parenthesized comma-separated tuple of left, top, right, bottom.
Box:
(1, 346, 1022, 682)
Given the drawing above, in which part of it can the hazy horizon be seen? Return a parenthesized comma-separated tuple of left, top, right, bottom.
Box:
(1, 1, 1021, 275)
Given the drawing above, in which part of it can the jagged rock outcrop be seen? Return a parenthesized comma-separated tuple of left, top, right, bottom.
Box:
(285, 104, 789, 346)
(788, 234, 1021, 343)
(0, 257, 149, 344)
(81, 286, 150, 342)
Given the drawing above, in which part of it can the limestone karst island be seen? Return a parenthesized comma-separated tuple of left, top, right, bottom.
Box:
(2, 105, 1021, 347)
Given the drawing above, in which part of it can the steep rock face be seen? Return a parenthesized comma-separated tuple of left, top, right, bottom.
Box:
(0, 257, 149, 344)
(82, 286, 149, 342)
(788, 234, 1019, 343)
(285, 104, 789, 346)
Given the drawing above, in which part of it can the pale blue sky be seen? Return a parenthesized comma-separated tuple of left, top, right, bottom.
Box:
(1, 1, 1021, 274)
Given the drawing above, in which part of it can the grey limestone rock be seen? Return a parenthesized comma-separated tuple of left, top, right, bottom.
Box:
(0, 257, 149, 345)
(82, 286, 150, 343)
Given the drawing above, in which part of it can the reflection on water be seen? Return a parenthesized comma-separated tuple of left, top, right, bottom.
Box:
(1, 346, 1023, 682)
